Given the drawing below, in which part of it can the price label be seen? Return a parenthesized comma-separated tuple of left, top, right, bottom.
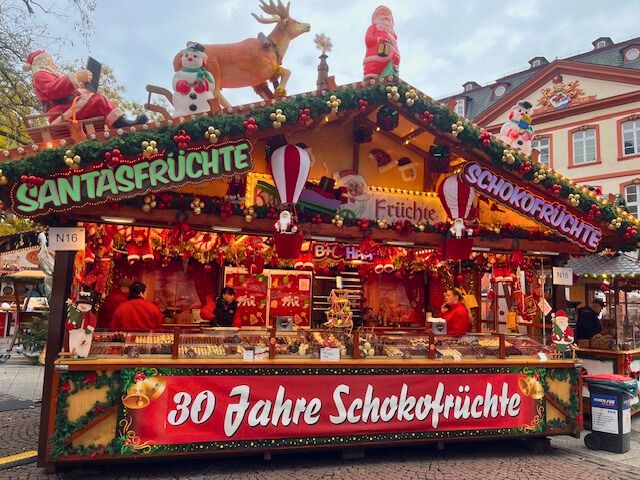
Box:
(320, 347, 341, 361)
(49, 227, 85, 251)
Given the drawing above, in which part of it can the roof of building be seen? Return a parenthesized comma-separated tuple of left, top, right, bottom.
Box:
(440, 36, 640, 119)
(566, 252, 640, 276)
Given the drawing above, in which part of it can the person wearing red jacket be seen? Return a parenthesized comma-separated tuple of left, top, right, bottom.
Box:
(440, 288, 471, 335)
(111, 282, 164, 330)
(24, 50, 147, 128)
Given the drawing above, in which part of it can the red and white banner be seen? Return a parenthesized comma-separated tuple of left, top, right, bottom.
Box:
(127, 372, 539, 445)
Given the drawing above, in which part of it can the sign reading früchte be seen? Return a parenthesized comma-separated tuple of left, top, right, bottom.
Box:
(461, 162, 602, 252)
(10, 140, 253, 217)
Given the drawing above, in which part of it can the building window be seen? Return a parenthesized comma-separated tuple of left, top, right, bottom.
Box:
(596, 40, 607, 49)
(572, 128, 597, 165)
(622, 119, 640, 156)
(625, 184, 640, 217)
(454, 99, 465, 117)
(532, 137, 550, 166)
(532, 59, 541, 67)
(494, 85, 506, 97)
(626, 48, 640, 61)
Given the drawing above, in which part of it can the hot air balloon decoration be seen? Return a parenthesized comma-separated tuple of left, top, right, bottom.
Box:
(270, 144, 312, 258)
(437, 173, 476, 261)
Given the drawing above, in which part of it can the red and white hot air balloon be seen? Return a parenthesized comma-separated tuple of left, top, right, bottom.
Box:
(437, 173, 475, 222)
(270, 144, 311, 206)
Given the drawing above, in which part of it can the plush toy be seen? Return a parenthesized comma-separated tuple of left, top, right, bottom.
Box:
(499, 100, 535, 155)
(172, 42, 215, 116)
(551, 309, 575, 353)
(66, 291, 98, 358)
(126, 229, 154, 264)
(275, 210, 298, 233)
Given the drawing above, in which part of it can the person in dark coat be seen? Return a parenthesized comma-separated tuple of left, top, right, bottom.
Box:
(213, 287, 238, 327)
(576, 299, 604, 340)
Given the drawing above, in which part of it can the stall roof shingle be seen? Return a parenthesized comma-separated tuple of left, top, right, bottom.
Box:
(566, 253, 640, 276)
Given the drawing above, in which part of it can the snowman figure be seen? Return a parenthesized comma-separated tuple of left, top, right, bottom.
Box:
(172, 42, 215, 116)
(551, 309, 575, 353)
(275, 210, 298, 234)
(499, 100, 535, 155)
(66, 291, 98, 358)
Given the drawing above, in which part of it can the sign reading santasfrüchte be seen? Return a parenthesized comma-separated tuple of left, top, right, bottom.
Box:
(10, 140, 253, 217)
(461, 162, 602, 252)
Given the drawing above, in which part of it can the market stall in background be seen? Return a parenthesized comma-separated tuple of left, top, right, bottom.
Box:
(3, 1, 640, 469)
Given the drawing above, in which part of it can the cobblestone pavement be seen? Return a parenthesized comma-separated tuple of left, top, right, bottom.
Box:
(2, 405, 640, 480)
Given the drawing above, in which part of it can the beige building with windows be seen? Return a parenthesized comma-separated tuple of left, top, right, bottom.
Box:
(441, 36, 640, 214)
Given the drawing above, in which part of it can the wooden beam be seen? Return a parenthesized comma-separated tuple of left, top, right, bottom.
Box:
(38, 249, 76, 467)
(361, 118, 429, 158)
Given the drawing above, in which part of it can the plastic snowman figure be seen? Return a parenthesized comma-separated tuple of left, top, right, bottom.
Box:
(275, 210, 298, 233)
(66, 291, 98, 358)
(172, 42, 215, 116)
(499, 100, 535, 155)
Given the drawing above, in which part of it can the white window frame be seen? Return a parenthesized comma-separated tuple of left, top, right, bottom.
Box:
(596, 40, 607, 49)
(572, 128, 597, 165)
(622, 119, 640, 156)
(454, 99, 465, 117)
(532, 59, 541, 67)
(532, 137, 550, 166)
(625, 184, 640, 217)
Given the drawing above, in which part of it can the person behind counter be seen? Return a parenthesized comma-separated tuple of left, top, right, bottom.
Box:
(213, 287, 239, 327)
(111, 281, 164, 330)
(440, 288, 471, 335)
(576, 298, 604, 340)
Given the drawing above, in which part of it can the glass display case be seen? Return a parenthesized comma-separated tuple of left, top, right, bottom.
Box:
(358, 331, 430, 359)
(90, 331, 174, 358)
(178, 328, 270, 359)
(274, 329, 353, 359)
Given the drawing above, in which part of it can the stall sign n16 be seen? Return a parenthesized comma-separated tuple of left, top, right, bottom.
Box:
(552, 267, 573, 286)
(49, 227, 85, 251)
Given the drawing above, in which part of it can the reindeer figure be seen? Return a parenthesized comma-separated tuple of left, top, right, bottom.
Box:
(174, 0, 310, 108)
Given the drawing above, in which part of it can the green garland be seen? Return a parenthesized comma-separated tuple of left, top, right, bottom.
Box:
(50, 370, 121, 459)
(2, 77, 637, 248)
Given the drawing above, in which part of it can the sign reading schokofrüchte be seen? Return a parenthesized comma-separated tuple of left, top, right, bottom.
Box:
(10, 140, 253, 217)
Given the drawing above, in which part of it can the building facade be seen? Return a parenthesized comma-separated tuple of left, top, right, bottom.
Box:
(441, 36, 640, 215)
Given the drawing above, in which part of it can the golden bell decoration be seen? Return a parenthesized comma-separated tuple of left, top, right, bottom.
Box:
(122, 382, 151, 409)
(518, 376, 545, 400)
(140, 376, 167, 401)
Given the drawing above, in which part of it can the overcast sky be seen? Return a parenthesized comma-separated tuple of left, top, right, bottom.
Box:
(37, 0, 640, 108)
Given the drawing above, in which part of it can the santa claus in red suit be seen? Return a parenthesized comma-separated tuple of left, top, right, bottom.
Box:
(363, 6, 400, 79)
(23, 50, 147, 128)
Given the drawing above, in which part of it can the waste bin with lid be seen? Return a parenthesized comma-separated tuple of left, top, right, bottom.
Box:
(584, 374, 638, 453)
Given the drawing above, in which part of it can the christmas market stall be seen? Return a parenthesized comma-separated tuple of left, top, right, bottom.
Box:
(565, 252, 640, 413)
(3, 2, 640, 469)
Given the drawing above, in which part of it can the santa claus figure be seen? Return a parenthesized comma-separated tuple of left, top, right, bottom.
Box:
(275, 210, 298, 233)
(363, 6, 401, 79)
(66, 291, 98, 358)
(499, 100, 535, 155)
(551, 309, 575, 353)
(24, 50, 147, 128)
(172, 42, 215, 116)
(126, 229, 154, 264)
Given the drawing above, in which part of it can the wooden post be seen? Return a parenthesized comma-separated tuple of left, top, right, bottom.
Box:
(498, 333, 506, 359)
(352, 330, 360, 360)
(38, 250, 76, 467)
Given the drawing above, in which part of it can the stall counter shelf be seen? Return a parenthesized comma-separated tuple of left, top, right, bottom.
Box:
(44, 329, 582, 467)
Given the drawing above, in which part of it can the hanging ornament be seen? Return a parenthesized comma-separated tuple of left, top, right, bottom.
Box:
(311, 214, 323, 224)
(568, 193, 581, 207)
(358, 99, 368, 112)
(551, 184, 562, 195)
(608, 218, 623, 230)
(586, 204, 602, 220)
(532, 171, 546, 183)
(420, 110, 434, 123)
(104, 149, 122, 168)
(357, 218, 370, 232)
(243, 206, 256, 223)
(624, 226, 638, 239)
(243, 117, 258, 135)
(501, 148, 516, 165)
(0, 169, 7, 186)
(332, 214, 344, 227)
(404, 88, 418, 107)
(416, 221, 426, 232)
(376, 218, 389, 229)
(156, 192, 173, 209)
(269, 109, 287, 129)
(173, 129, 191, 150)
(219, 202, 234, 220)
(204, 126, 221, 144)
(599, 279, 611, 292)
(451, 120, 464, 137)
(63, 149, 81, 169)
(190, 197, 205, 215)
(385, 85, 400, 102)
(20, 175, 44, 188)
(376, 106, 399, 131)
(480, 131, 492, 146)
(298, 108, 312, 123)
(141, 140, 158, 157)
(518, 161, 533, 175)
(326, 95, 341, 114)
(142, 194, 156, 213)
